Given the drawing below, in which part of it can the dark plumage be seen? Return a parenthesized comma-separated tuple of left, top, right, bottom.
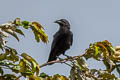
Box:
(48, 19, 73, 62)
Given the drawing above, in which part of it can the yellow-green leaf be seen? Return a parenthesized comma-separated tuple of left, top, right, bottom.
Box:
(30, 22, 48, 43)
(32, 22, 43, 30)
(21, 53, 40, 75)
(19, 59, 27, 73)
(31, 61, 37, 72)
(21, 53, 36, 63)
(94, 45, 99, 56)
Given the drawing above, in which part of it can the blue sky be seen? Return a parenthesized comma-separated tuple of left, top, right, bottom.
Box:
(1, 0, 120, 77)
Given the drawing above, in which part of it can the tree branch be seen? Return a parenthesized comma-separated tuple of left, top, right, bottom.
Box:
(39, 54, 85, 68)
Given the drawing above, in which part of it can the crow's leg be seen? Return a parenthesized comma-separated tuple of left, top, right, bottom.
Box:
(56, 56, 72, 67)
(57, 56, 64, 61)
(63, 54, 72, 59)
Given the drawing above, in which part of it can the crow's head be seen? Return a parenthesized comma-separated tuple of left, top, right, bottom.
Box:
(54, 19, 70, 29)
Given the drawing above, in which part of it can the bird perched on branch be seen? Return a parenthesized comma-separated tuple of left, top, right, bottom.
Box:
(48, 19, 73, 62)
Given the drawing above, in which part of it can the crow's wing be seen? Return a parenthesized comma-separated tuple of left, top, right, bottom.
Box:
(48, 32, 65, 62)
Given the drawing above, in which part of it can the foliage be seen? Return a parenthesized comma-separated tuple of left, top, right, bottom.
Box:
(0, 18, 48, 80)
(68, 40, 120, 80)
(0, 18, 120, 80)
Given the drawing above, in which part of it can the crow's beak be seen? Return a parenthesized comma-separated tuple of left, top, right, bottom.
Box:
(54, 20, 62, 24)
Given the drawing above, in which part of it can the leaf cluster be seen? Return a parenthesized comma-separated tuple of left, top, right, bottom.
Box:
(68, 40, 120, 80)
(0, 18, 48, 80)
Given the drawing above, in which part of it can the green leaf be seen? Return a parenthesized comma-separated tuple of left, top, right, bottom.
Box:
(102, 40, 114, 55)
(10, 48, 18, 54)
(40, 72, 49, 78)
(19, 59, 33, 76)
(15, 29, 24, 36)
(32, 28, 40, 42)
(0, 54, 7, 61)
(19, 59, 27, 73)
(31, 61, 36, 72)
(53, 74, 69, 80)
(109, 47, 115, 55)
(5, 47, 19, 62)
(21, 53, 35, 63)
(21, 53, 40, 75)
(21, 21, 30, 29)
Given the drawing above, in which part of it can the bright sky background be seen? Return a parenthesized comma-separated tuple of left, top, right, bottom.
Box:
(0, 0, 120, 78)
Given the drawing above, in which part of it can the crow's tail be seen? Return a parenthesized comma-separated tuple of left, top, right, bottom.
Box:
(47, 51, 57, 64)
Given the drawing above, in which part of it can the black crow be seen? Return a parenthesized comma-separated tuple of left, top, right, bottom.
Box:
(48, 19, 73, 62)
